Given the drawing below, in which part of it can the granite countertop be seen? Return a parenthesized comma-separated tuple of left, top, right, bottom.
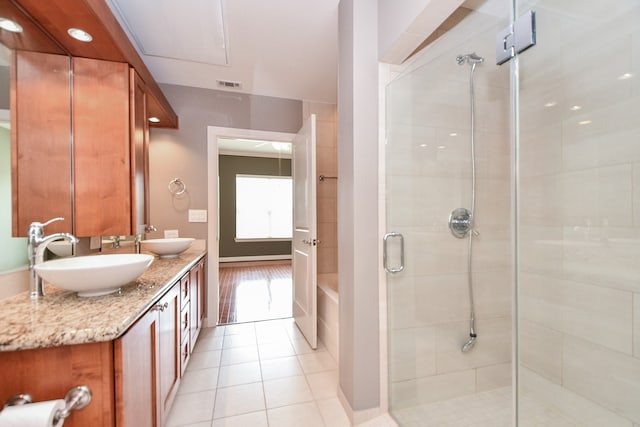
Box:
(0, 248, 206, 352)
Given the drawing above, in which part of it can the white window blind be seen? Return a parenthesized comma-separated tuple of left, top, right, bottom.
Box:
(235, 175, 292, 240)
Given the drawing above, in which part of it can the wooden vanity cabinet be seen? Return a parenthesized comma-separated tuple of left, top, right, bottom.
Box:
(0, 256, 206, 427)
(115, 282, 180, 427)
(11, 52, 150, 237)
(190, 257, 206, 350)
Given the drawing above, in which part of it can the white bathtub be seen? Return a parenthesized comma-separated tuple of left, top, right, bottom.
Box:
(317, 273, 339, 361)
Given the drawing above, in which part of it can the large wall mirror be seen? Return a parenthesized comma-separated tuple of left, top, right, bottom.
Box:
(0, 0, 68, 274)
(0, 44, 22, 271)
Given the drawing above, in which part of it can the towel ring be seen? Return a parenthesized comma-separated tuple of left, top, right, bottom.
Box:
(168, 178, 186, 195)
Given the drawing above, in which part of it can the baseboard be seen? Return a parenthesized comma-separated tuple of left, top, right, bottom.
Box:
(219, 255, 292, 263)
(337, 387, 385, 425)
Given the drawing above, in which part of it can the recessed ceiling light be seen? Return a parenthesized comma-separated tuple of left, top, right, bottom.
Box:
(618, 73, 633, 80)
(570, 105, 582, 111)
(0, 18, 23, 33)
(578, 120, 592, 125)
(148, 117, 160, 123)
(544, 101, 557, 107)
(419, 143, 428, 147)
(449, 132, 458, 137)
(67, 28, 93, 42)
(437, 145, 446, 150)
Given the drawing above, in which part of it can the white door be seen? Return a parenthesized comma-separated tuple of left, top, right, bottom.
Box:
(292, 114, 317, 349)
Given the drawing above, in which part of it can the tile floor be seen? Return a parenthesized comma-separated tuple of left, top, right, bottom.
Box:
(391, 386, 578, 427)
(165, 318, 351, 427)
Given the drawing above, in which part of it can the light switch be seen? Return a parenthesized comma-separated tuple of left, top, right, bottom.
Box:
(188, 209, 207, 223)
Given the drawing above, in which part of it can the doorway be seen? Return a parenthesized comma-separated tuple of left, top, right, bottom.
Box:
(214, 133, 295, 325)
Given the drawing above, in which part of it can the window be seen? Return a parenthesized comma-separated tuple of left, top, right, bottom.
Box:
(235, 175, 292, 240)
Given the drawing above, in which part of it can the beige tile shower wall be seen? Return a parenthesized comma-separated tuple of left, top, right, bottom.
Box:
(386, 11, 512, 408)
(304, 102, 338, 277)
(305, 101, 339, 360)
(517, 1, 640, 425)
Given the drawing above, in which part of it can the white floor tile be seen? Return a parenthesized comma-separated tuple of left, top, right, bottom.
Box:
(291, 337, 326, 355)
(306, 370, 339, 399)
(260, 356, 304, 381)
(263, 375, 314, 409)
(201, 326, 225, 338)
(298, 350, 337, 374)
(258, 340, 296, 360)
(267, 401, 325, 427)
(193, 335, 224, 352)
(222, 333, 257, 349)
(211, 410, 268, 427)
(357, 413, 399, 427)
(165, 390, 215, 426)
(217, 362, 262, 388)
(178, 367, 219, 395)
(220, 345, 259, 366)
(213, 382, 265, 419)
(188, 350, 222, 370)
(317, 397, 351, 427)
(224, 323, 256, 336)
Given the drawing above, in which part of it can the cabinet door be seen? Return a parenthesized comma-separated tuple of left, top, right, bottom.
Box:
(11, 51, 72, 236)
(189, 258, 207, 351)
(189, 262, 200, 347)
(130, 69, 150, 234)
(199, 258, 206, 326)
(158, 283, 180, 424)
(115, 308, 159, 427)
(73, 57, 131, 237)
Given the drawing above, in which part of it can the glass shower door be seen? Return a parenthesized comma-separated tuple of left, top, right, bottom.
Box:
(384, 3, 512, 424)
(516, 1, 640, 425)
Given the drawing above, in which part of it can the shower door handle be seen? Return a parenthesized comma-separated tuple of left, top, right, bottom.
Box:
(383, 232, 404, 274)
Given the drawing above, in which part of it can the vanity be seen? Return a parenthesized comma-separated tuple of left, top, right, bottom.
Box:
(0, 249, 207, 427)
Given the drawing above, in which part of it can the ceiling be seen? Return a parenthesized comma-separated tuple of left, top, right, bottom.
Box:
(107, 0, 339, 104)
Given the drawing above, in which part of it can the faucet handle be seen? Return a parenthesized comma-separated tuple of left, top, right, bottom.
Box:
(30, 217, 65, 229)
(42, 217, 65, 227)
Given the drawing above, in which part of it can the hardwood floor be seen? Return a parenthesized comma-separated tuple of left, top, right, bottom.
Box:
(218, 261, 292, 325)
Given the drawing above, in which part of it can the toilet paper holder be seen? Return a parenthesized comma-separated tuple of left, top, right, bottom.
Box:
(4, 385, 92, 422)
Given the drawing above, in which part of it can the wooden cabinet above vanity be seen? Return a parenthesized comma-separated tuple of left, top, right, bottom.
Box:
(3, 0, 178, 237)
(12, 52, 151, 237)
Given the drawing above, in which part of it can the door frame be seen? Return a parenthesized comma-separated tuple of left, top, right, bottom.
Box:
(206, 126, 296, 327)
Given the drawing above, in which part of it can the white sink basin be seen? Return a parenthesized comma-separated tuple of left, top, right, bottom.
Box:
(34, 254, 154, 297)
(141, 238, 194, 258)
(47, 241, 73, 257)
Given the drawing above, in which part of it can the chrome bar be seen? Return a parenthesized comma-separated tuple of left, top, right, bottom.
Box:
(383, 232, 404, 274)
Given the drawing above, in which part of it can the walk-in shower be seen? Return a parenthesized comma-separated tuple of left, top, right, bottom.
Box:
(449, 52, 484, 353)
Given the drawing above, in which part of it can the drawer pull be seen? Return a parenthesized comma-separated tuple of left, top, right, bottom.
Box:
(153, 302, 169, 312)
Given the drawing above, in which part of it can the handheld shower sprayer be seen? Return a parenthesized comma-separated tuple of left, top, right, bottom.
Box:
(454, 51, 484, 354)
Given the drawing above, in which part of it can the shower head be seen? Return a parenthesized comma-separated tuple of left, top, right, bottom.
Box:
(456, 52, 485, 66)
(461, 334, 477, 353)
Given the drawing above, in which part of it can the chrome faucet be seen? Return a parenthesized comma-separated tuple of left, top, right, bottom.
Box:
(28, 217, 79, 299)
(135, 224, 157, 253)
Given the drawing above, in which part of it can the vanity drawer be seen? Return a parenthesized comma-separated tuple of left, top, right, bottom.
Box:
(180, 305, 190, 339)
(179, 272, 190, 309)
(180, 332, 190, 376)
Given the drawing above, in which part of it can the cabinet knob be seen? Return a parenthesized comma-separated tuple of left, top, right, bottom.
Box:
(153, 302, 169, 312)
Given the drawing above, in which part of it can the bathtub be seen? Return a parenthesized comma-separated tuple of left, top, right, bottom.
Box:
(317, 273, 339, 361)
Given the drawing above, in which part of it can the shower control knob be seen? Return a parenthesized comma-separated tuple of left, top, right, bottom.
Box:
(449, 208, 473, 239)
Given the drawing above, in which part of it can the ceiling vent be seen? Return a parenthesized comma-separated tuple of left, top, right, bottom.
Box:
(216, 80, 242, 89)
